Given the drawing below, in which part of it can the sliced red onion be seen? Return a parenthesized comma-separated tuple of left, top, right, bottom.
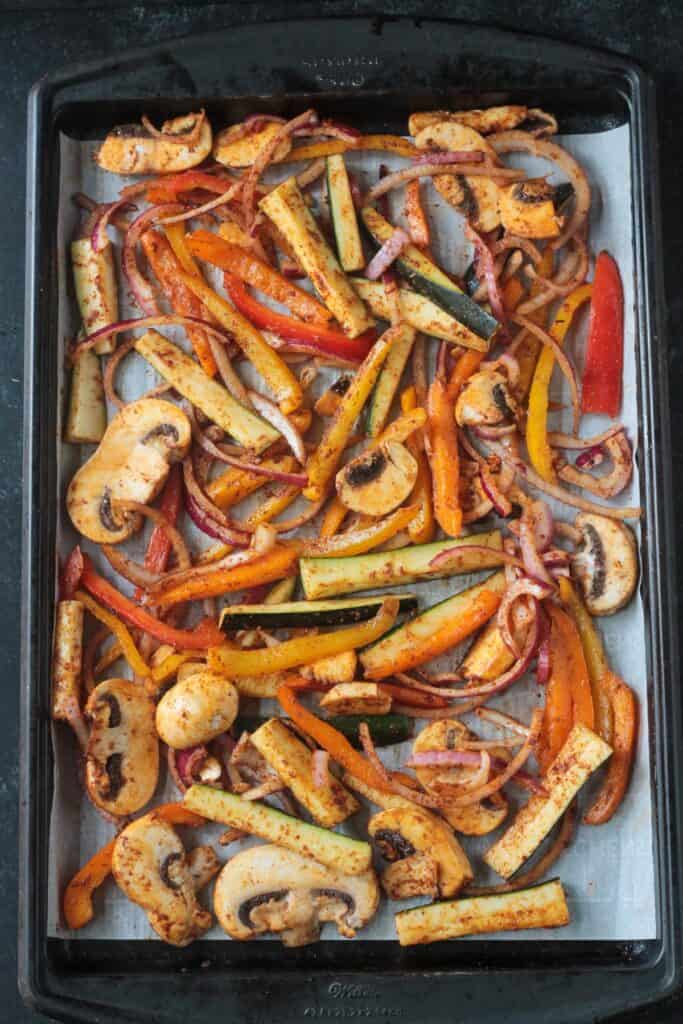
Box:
(194, 425, 307, 486)
(547, 424, 625, 450)
(535, 608, 551, 684)
(406, 749, 484, 768)
(471, 423, 518, 441)
(428, 544, 523, 573)
(295, 119, 360, 143)
(245, 113, 286, 128)
(497, 582, 549, 656)
(70, 313, 233, 363)
(438, 615, 541, 700)
(511, 313, 581, 432)
(506, 456, 642, 521)
(91, 198, 136, 251)
(465, 224, 507, 340)
(365, 227, 411, 281)
(184, 491, 245, 544)
(123, 204, 185, 313)
(247, 390, 307, 464)
(542, 548, 571, 569)
(474, 707, 530, 738)
(575, 444, 605, 469)
(312, 749, 330, 789)
(528, 500, 554, 553)
(242, 108, 318, 229)
(480, 464, 513, 516)
(411, 149, 485, 165)
(519, 514, 554, 586)
(365, 161, 522, 205)
(175, 745, 209, 789)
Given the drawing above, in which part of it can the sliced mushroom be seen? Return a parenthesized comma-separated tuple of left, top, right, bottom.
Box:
(498, 178, 570, 238)
(319, 682, 392, 716)
(408, 106, 557, 138)
(336, 441, 417, 516)
(112, 814, 213, 946)
(455, 369, 517, 428)
(213, 122, 292, 168)
(155, 669, 239, 750)
(380, 853, 439, 900)
(96, 111, 212, 175)
(557, 432, 633, 498)
(214, 845, 379, 945)
(414, 121, 500, 232)
(67, 399, 191, 544)
(85, 679, 159, 816)
(186, 844, 222, 891)
(368, 805, 472, 898)
(570, 512, 638, 615)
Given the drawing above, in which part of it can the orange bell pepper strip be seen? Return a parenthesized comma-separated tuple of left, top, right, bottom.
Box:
(225, 276, 376, 363)
(319, 495, 348, 538)
(559, 577, 612, 745)
(153, 544, 299, 609)
(143, 170, 235, 204)
(178, 270, 303, 414)
(428, 347, 475, 538)
(206, 455, 298, 511)
(551, 605, 595, 730)
(584, 670, 637, 825)
(378, 683, 449, 709)
(209, 598, 399, 677)
(186, 230, 332, 324)
(79, 555, 224, 650)
(140, 229, 217, 377)
(502, 275, 525, 313)
(277, 682, 395, 793)
(63, 803, 205, 930)
(538, 604, 594, 772)
(304, 324, 412, 502)
(581, 251, 624, 418)
(164, 221, 203, 277)
(282, 134, 416, 162)
(526, 284, 593, 483)
(401, 386, 434, 544)
(404, 180, 431, 250)
(300, 504, 419, 558)
(132, 464, 182, 602)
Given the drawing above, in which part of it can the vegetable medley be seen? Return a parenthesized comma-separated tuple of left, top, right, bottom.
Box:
(55, 104, 639, 948)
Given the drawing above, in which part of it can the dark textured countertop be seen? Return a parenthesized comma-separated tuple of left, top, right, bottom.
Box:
(4, 2, 683, 1021)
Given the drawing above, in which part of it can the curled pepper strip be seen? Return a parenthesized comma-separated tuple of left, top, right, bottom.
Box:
(584, 671, 637, 825)
(75, 589, 150, 678)
(63, 803, 204, 930)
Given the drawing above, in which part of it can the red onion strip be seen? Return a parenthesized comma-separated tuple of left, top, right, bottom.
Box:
(411, 150, 485, 165)
(505, 457, 642, 520)
(447, 708, 544, 806)
(465, 224, 508, 340)
(511, 313, 580, 432)
(70, 314, 233, 363)
(365, 228, 411, 281)
(547, 424, 624, 450)
(123, 204, 185, 313)
(364, 161, 524, 203)
(312, 750, 331, 789)
(92, 198, 137, 251)
(247, 390, 307, 464)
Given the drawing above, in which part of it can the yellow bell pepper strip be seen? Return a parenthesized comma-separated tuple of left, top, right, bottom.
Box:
(581, 252, 624, 417)
(428, 347, 476, 538)
(206, 455, 298, 511)
(320, 495, 349, 538)
(63, 802, 205, 930)
(304, 323, 412, 501)
(550, 605, 595, 730)
(526, 284, 593, 483)
(186, 229, 332, 324)
(369, 406, 427, 450)
(277, 682, 395, 793)
(93, 638, 124, 680)
(301, 504, 419, 558)
(75, 590, 150, 678)
(164, 221, 202, 277)
(584, 670, 637, 825)
(513, 247, 554, 398)
(242, 484, 301, 527)
(79, 556, 224, 649)
(401, 386, 434, 544)
(148, 650, 200, 696)
(177, 269, 303, 414)
(281, 134, 417, 162)
(538, 605, 578, 774)
(209, 598, 399, 677)
(559, 577, 612, 745)
(154, 544, 299, 609)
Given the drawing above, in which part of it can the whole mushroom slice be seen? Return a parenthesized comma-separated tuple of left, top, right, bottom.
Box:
(570, 512, 638, 616)
(213, 121, 293, 168)
(380, 853, 439, 900)
(96, 111, 212, 175)
(336, 441, 417, 516)
(67, 399, 191, 544)
(368, 805, 473, 898)
(112, 814, 214, 946)
(498, 178, 571, 238)
(455, 369, 517, 428)
(85, 679, 159, 816)
(408, 106, 557, 138)
(414, 121, 500, 233)
(213, 845, 379, 946)
(156, 670, 239, 749)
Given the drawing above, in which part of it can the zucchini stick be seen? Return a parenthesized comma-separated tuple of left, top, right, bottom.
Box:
(51, 600, 88, 749)
(71, 238, 118, 355)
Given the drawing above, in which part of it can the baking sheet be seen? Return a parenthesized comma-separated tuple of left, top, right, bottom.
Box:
(47, 122, 656, 942)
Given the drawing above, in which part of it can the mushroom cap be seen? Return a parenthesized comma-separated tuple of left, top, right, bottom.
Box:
(67, 399, 191, 544)
(112, 814, 213, 946)
(336, 441, 417, 516)
(415, 121, 500, 233)
(455, 370, 517, 428)
(155, 669, 239, 749)
(213, 845, 379, 945)
(571, 512, 638, 615)
(96, 113, 212, 176)
(85, 678, 159, 816)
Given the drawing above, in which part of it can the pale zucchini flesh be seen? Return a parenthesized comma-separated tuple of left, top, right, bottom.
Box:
(484, 723, 613, 879)
(327, 154, 364, 272)
(395, 878, 570, 945)
(251, 718, 359, 828)
(259, 177, 373, 338)
(134, 330, 279, 451)
(64, 348, 107, 444)
(300, 531, 503, 600)
(71, 238, 118, 354)
(351, 278, 488, 352)
(184, 784, 371, 875)
(367, 325, 416, 437)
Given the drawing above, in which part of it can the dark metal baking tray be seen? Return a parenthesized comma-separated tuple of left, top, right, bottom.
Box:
(20, 16, 683, 1024)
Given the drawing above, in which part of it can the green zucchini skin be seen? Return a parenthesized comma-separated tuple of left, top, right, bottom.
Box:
(326, 154, 364, 272)
(326, 714, 414, 748)
(366, 325, 416, 437)
(219, 595, 418, 631)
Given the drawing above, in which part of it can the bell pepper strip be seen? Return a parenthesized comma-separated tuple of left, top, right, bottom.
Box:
(283, 135, 417, 162)
(581, 251, 624, 417)
(178, 270, 303, 414)
(277, 682, 396, 793)
(60, 545, 84, 600)
(513, 247, 554, 399)
(140, 229, 217, 377)
(558, 577, 612, 745)
(242, 485, 302, 528)
(584, 670, 637, 825)
(79, 555, 224, 650)
(93, 638, 123, 679)
(404, 180, 431, 250)
(537, 606, 576, 773)
(225, 276, 376, 363)
(148, 650, 201, 697)
(133, 464, 183, 601)
(186, 230, 332, 324)
(304, 323, 412, 502)
(209, 598, 398, 677)
(370, 407, 427, 450)
(300, 504, 419, 558)
(143, 170, 236, 204)
(320, 495, 348, 538)
(377, 683, 449, 710)
(526, 284, 593, 483)
(428, 353, 464, 537)
(206, 455, 298, 511)
(502, 275, 525, 313)
(153, 544, 299, 609)
(549, 605, 595, 731)
(75, 589, 151, 678)
(62, 802, 205, 930)
(164, 221, 203, 277)
(401, 386, 435, 544)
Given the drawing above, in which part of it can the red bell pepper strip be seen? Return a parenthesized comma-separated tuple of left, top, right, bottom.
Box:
(225, 276, 376, 363)
(144, 170, 236, 204)
(80, 554, 223, 651)
(133, 465, 183, 601)
(581, 251, 624, 418)
(60, 545, 85, 600)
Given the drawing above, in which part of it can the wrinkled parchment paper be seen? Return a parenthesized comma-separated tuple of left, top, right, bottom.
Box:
(47, 123, 656, 941)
